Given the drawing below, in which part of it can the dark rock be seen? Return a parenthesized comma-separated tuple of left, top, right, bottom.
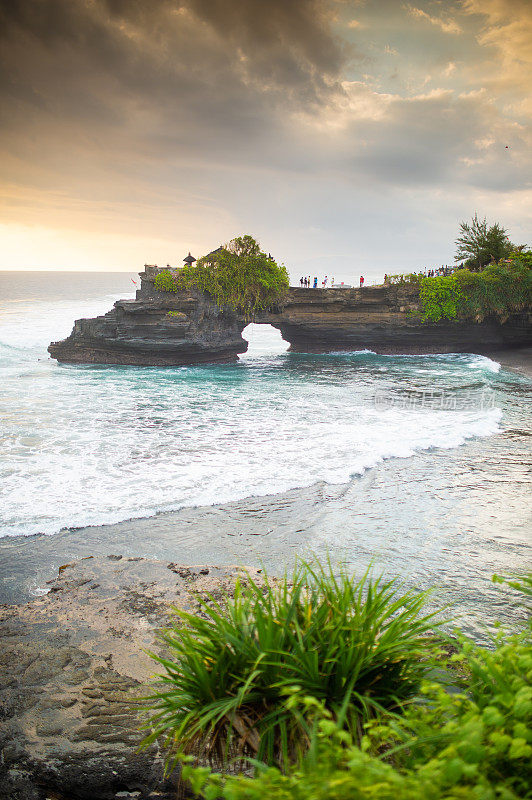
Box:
(48, 278, 248, 366)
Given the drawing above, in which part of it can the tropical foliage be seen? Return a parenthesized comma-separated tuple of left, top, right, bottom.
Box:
(154, 235, 289, 317)
(143, 561, 444, 771)
(419, 275, 464, 322)
(153, 269, 179, 293)
(455, 213, 515, 271)
(153, 573, 532, 800)
(419, 250, 532, 322)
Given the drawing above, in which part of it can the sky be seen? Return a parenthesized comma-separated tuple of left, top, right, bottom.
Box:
(0, 0, 531, 279)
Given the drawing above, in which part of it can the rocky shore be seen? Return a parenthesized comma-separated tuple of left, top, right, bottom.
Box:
(0, 556, 262, 800)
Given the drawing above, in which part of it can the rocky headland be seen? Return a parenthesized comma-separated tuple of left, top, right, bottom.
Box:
(0, 556, 263, 800)
(48, 267, 532, 366)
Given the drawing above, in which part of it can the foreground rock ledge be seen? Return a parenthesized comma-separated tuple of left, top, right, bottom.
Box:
(0, 556, 262, 800)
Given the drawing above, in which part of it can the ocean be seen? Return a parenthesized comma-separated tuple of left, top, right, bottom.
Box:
(0, 271, 530, 637)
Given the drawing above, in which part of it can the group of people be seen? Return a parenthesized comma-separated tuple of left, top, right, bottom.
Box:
(299, 276, 365, 288)
(299, 276, 330, 288)
(299, 276, 319, 288)
(298, 266, 457, 290)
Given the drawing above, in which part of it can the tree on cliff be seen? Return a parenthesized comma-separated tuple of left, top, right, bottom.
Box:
(455, 214, 513, 270)
(176, 235, 289, 317)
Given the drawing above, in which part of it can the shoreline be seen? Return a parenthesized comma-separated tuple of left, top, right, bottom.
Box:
(1, 426, 530, 641)
(0, 556, 263, 800)
(1, 347, 529, 547)
(487, 346, 532, 379)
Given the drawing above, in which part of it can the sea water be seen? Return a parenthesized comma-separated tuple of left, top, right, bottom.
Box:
(0, 271, 530, 634)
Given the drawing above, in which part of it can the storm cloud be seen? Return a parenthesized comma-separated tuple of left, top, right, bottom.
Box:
(0, 0, 530, 272)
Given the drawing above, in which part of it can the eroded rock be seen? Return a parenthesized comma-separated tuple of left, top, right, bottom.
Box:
(0, 557, 261, 800)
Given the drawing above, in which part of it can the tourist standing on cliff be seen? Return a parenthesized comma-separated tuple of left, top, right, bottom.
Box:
(360, 275, 364, 287)
(322, 276, 328, 287)
(300, 277, 304, 287)
(313, 277, 318, 288)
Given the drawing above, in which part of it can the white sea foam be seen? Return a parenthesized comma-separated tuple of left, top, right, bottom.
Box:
(0, 291, 507, 538)
(467, 355, 501, 373)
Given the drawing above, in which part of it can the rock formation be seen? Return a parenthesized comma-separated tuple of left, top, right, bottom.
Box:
(0, 556, 263, 800)
(48, 267, 532, 366)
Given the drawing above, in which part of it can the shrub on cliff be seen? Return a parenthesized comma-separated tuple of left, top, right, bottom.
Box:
(419, 275, 464, 322)
(174, 235, 289, 317)
(144, 561, 444, 771)
(154, 269, 179, 293)
(419, 250, 532, 322)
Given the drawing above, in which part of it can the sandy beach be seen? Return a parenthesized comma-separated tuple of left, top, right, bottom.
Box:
(488, 346, 532, 379)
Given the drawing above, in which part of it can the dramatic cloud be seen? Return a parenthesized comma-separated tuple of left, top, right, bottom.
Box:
(0, 0, 530, 272)
(462, 0, 532, 118)
(404, 4, 462, 35)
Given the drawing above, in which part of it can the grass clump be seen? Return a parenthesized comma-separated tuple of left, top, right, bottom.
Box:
(158, 574, 532, 800)
(143, 561, 444, 771)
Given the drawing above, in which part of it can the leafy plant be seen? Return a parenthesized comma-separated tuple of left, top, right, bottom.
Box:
(154, 269, 179, 293)
(143, 561, 444, 771)
(165, 575, 532, 800)
(419, 275, 464, 322)
(455, 213, 514, 271)
(419, 251, 532, 322)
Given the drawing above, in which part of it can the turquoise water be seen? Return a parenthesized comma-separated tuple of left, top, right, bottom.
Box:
(0, 272, 530, 635)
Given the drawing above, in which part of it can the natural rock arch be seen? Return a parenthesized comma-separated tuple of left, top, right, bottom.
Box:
(48, 267, 532, 366)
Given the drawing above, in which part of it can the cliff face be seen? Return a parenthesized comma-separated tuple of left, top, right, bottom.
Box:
(48, 284, 248, 367)
(48, 269, 532, 366)
(260, 287, 532, 355)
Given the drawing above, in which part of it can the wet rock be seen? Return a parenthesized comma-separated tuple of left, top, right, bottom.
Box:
(0, 557, 262, 799)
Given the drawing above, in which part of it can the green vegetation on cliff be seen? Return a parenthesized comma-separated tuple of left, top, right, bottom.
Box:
(420, 251, 532, 323)
(154, 235, 289, 317)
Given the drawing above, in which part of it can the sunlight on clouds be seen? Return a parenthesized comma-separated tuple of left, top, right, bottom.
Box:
(462, 0, 532, 116)
(0, 222, 183, 271)
(0, 0, 530, 271)
(325, 81, 394, 128)
(403, 4, 462, 34)
(474, 136, 496, 150)
(443, 61, 457, 77)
